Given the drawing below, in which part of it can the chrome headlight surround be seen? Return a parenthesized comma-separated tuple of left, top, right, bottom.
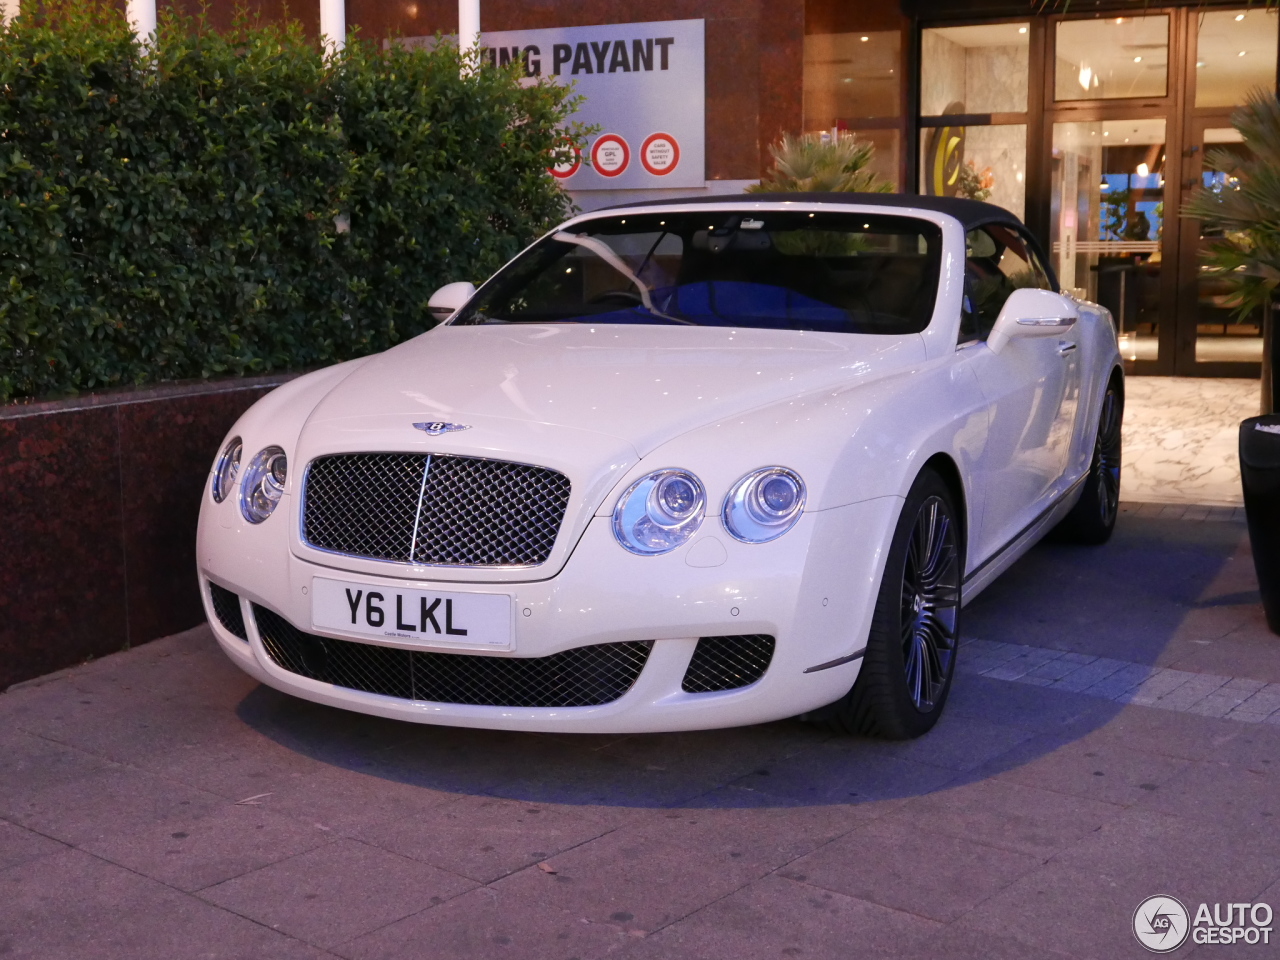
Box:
(722, 467, 807, 543)
(211, 436, 242, 504)
(612, 469, 706, 556)
(239, 446, 288, 524)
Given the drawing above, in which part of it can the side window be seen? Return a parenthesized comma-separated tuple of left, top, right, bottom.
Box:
(963, 225, 1053, 342)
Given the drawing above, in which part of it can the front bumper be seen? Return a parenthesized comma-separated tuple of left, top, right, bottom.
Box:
(197, 496, 901, 732)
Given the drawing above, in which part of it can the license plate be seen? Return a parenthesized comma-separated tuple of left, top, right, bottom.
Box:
(311, 578, 513, 650)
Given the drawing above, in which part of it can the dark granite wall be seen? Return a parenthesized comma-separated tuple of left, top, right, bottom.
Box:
(0, 376, 294, 690)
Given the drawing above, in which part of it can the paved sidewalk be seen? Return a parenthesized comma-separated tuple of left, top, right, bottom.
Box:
(2, 512, 1278, 960)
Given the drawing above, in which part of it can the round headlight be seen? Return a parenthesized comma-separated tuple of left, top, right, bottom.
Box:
(211, 436, 242, 504)
(612, 469, 706, 555)
(723, 467, 806, 543)
(240, 446, 288, 524)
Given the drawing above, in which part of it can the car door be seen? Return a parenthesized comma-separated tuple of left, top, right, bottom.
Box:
(956, 225, 1081, 565)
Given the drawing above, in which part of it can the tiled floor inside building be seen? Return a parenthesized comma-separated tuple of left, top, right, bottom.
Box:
(1121, 376, 1260, 507)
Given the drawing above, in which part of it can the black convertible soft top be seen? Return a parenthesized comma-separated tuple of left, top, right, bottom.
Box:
(602, 191, 1027, 234)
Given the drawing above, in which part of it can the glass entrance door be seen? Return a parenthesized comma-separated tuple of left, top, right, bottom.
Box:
(1177, 121, 1262, 370)
(1050, 118, 1168, 365)
(1044, 13, 1176, 373)
(919, 6, 1279, 377)
(1169, 8, 1280, 375)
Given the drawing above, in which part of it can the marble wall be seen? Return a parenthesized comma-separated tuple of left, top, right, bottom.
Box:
(920, 31, 1028, 116)
(0, 376, 293, 690)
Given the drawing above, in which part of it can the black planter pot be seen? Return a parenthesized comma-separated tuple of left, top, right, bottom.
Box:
(1240, 414, 1280, 634)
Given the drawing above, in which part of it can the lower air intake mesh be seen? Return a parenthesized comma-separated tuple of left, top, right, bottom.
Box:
(208, 582, 248, 641)
(253, 606, 652, 707)
(681, 635, 776, 693)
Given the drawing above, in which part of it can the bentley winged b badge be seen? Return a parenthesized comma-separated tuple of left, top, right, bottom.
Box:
(413, 422, 471, 436)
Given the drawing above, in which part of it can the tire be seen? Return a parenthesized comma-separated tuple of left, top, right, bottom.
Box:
(811, 468, 962, 739)
(1054, 377, 1123, 545)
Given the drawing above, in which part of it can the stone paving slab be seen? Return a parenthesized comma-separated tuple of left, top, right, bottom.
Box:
(961, 638, 1280, 723)
(1, 511, 1279, 959)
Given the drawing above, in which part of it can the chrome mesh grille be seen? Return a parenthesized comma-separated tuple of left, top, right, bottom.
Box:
(302, 453, 571, 567)
(208, 582, 247, 641)
(254, 605, 652, 707)
(681, 635, 776, 693)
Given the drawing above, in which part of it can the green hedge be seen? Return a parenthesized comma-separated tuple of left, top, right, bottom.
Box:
(0, 3, 585, 402)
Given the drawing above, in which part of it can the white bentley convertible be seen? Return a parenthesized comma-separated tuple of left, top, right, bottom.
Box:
(198, 194, 1122, 739)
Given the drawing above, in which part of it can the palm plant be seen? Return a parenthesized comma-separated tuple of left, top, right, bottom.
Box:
(749, 132, 893, 194)
(1183, 91, 1280, 318)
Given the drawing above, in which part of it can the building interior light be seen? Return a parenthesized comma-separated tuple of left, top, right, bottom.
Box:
(860, 36, 869, 42)
(1239, 51, 1247, 57)
(1137, 162, 1150, 177)
(1018, 26, 1027, 34)
(1115, 18, 1124, 24)
(1197, 61, 1206, 68)
(1236, 13, 1246, 21)
(1079, 66, 1093, 90)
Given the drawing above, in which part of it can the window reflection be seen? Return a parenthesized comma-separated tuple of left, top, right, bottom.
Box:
(1195, 9, 1280, 108)
(1055, 16, 1169, 101)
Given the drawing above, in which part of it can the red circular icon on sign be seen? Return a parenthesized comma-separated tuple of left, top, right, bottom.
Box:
(548, 139, 581, 180)
(640, 133, 680, 176)
(590, 134, 630, 178)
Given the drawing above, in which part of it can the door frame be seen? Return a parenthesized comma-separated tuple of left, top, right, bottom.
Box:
(1038, 8, 1187, 377)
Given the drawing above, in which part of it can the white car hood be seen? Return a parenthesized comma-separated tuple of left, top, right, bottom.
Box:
(307, 323, 925, 457)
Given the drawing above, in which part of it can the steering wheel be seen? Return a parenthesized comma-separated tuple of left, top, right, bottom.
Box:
(587, 289, 645, 307)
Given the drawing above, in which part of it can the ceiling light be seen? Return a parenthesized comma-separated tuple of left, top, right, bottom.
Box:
(1236, 13, 1246, 21)
(860, 36, 869, 42)
(1079, 66, 1093, 90)
(1104, 131, 1110, 136)
(1239, 51, 1247, 57)
(1018, 26, 1027, 34)
(1100, 181, 1110, 190)
(1197, 61, 1206, 68)
(1133, 56, 1143, 63)
(1115, 18, 1124, 24)
(1137, 162, 1150, 177)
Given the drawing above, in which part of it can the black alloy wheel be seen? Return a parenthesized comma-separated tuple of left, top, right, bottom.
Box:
(1093, 385, 1123, 528)
(809, 468, 962, 739)
(900, 494, 961, 712)
(1056, 378, 1123, 545)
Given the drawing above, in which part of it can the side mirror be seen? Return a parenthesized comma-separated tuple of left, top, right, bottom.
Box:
(987, 288, 1079, 355)
(427, 281, 477, 323)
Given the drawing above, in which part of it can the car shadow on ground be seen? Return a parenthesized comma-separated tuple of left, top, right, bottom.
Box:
(234, 515, 1264, 811)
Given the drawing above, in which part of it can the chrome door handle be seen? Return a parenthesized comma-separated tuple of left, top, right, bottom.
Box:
(1057, 341, 1078, 355)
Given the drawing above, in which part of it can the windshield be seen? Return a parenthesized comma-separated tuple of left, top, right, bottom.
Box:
(452, 211, 943, 335)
